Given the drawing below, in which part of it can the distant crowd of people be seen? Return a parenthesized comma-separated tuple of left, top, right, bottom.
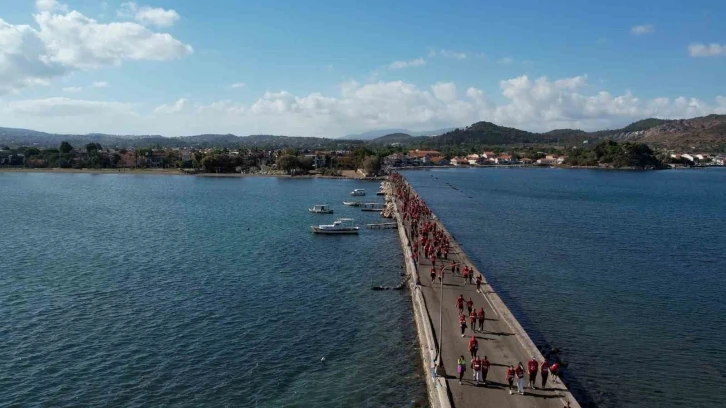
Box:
(390, 172, 565, 399)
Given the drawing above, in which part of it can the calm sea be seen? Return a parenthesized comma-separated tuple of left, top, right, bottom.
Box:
(404, 167, 726, 408)
(0, 173, 426, 407)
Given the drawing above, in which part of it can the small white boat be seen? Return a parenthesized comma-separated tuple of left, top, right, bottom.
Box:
(343, 201, 363, 207)
(350, 189, 366, 196)
(361, 202, 385, 212)
(309, 204, 334, 214)
(311, 218, 360, 234)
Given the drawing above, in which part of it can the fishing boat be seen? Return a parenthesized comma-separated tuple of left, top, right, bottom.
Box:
(311, 218, 360, 234)
(350, 189, 366, 196)
(309, 204, 334, 214)
(343, 201, 363, 207)
(360, 202, 385, 212)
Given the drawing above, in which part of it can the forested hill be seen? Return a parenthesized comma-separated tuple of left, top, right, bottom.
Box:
(3, 114, 726, 150)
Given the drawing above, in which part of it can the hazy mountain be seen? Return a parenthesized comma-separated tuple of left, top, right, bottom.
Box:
(340, 127, 455, 140)
(367, 133, 431, 144)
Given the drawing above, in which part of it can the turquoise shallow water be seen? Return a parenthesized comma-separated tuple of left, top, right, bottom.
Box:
(0, 173, 426, 407)
(404, 167, 726, 408)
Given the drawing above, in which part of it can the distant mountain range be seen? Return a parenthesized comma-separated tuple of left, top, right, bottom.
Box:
(3, 115, 725, 150)
(339, 128, 456, 140)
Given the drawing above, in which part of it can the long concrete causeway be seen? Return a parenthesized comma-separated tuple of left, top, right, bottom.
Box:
(387, 178, 581, 408)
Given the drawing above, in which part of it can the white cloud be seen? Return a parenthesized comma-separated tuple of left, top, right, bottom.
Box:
(35, 0, 68, 12)
(388, 57, 425, 70)
(688, 43, 726, 57)
(92, 81, 109, 88)
(230, 82, 246, 89)
(153, 98, 189, 114)
(0, 8, 191, 95)
(430, 49, 468, 59)
(5, 97, 134, 117)
(118, 2, 180, 27)
(62, 86, 81, 92)
(631, 24, 654, 35)
(497, 57, 514, 65)
(2, 76, 725, 136)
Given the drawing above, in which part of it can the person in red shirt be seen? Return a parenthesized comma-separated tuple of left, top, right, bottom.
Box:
(540, 360, 551, 389)
(466, 298, 474, 315)
(468, 310, 477, 334)
(550, 362, 560, 383)
(456, 294, 464, 314)
(471, 356, 482, 385)
(477, 307, 485, 332)
(468, 335, 478, 358)
(475, 274, 482, 291)
(515, 362, 525, 395)
(481, 355, 490, 385)
(506, 365, 516, 394)
(430, 266, 436, 283)
(459, 314, 467, 337)
(527, 357, 539, 389)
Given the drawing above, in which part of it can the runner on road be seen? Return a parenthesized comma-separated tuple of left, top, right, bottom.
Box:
(475, 274, 482, 291)
(477, 307, 485, 332)
(468, 335, 479, 358)
(466, 297, 474, 315)
(471, 356, 482, 385)
(528, 357, 539, 389)
(459, 314, 467, 337)
(457, 356, 466, 385)
(516, 362, 525, 395)
(541, 360, 551, 389)
(481, 355, 490, 385)
(506, 365, 516, 394)
(550, 362, 561, 383)
(469, 309, 477, 333)
(456, 294, 464, 314)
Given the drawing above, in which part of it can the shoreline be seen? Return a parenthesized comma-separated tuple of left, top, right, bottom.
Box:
(0, 168, 385, 180)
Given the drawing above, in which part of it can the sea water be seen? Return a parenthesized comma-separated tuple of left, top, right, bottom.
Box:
(0, 173, 426, 407)
(404, 167, 726, 408)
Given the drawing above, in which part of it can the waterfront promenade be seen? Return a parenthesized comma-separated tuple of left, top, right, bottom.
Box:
(388, 178, 581, 408)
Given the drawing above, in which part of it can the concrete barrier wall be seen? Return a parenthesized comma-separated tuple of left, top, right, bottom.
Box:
(391, 198, 452, 408)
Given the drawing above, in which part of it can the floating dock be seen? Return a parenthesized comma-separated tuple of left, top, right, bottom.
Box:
(365, 222, 398, 229)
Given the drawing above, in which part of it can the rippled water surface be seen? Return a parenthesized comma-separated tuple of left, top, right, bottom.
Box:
(404, 167, 726, 407)
(0, 173, 426, 407)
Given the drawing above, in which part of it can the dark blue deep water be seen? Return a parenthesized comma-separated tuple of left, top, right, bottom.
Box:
(404, 167, 726, 408)
(0, 173, 425, 407)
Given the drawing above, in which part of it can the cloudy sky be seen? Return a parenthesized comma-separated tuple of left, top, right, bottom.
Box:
(0, 0, 725, 137)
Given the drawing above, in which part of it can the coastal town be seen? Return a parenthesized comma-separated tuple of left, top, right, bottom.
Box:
(1, 142, 724, 175)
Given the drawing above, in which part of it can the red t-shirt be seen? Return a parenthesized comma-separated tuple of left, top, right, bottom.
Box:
(550, 363, 560, 373)
(481, 359, 490, 371)
(506, 368, 515, 379)
(515, 366, 524, 378)
(468, 338, 478, 349)
(466, 300, 473, 308)
(541, 361, 551, 373)
(456, 298, 464, 307)
(528, 360, 538, 373)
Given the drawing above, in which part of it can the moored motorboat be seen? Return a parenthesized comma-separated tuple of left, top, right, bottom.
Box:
(343, 201, 363, 206)
(350, 189, 366, 196)
(311, 218, 360, 234)
(309, 204, 334, 214)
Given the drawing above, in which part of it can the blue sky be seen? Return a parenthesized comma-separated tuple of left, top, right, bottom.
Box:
(0, 0, 724, 137)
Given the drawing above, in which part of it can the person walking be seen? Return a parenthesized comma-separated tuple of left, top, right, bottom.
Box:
(468, 335, 479, 358)
(456, 294, 464, 315)
(527, 356, 539, 389)
(430, 266, 436, 283)
(477, 307, 485, 332)
(506, 365, 516, 394)
(469, 309, 477, 333)
(466, 297, 474, 315)
(471, 356, 482, 385)
(481, 355, 490, 385)
(467, 270, 473, 285)
(550, 362, 560, 383)
(516, 362, 525, 395)
(457, 355, 466, 385)
(541, 359, 551, 389)
(475, 274, 482, 291)
(459, 314, 468, 337)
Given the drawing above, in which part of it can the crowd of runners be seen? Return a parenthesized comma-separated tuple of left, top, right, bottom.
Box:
(390, 173, 564, 397)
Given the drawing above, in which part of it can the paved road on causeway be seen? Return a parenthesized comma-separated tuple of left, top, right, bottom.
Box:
(402, 209, 575, 408)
